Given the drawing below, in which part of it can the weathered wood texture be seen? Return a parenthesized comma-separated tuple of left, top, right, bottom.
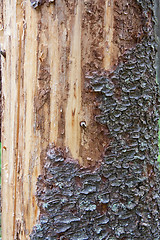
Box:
(1, 0, 160, 239)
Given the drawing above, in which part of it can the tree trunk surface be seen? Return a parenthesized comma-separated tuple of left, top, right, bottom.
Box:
(1, 0, 160, 239)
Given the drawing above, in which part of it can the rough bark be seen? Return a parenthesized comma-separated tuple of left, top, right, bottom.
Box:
(155, 0, 160, 84)
(1, 0, 160, 239)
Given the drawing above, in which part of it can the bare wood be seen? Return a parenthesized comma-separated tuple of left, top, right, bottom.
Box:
(103, 0, 116, 69)
(0, 0, 3, 44)
(2, 1, 41, 239)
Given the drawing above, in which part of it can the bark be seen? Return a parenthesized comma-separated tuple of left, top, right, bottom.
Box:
(155, 0, 160, 85)
(1, 0, 160, 239)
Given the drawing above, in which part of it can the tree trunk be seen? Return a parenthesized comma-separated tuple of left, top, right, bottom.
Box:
(1, 0, 160, 239)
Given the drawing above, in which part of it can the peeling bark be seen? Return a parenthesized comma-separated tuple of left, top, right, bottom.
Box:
(2, 0, 160, 239)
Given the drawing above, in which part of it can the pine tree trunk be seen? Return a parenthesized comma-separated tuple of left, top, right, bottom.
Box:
(1, 0, 160, 239)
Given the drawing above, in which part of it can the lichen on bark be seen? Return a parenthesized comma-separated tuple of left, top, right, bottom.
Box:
(30, 0, 55, 9)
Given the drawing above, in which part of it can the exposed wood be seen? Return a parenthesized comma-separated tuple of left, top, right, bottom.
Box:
(103, 0, 116, 69)
(2, 1, 41, 239)
(65, 1, 82, 163)
(0, 0, 3, 44)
